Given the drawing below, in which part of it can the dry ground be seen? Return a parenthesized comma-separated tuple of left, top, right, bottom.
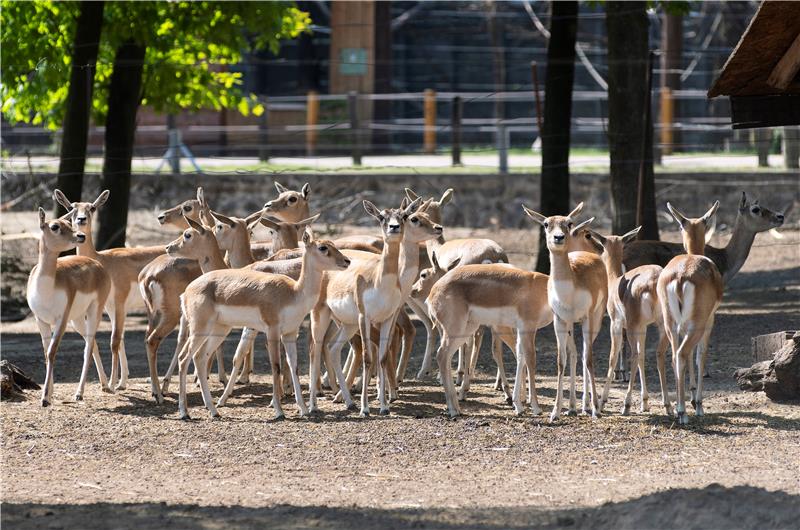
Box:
(2, 214, 799, 529)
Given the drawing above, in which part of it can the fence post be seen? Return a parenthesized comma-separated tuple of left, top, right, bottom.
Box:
(659, 86, 673, 156)
(756, 128, 770, 167)
(451, 96, 462, 166)
(497, 124, 508, 174)
(306, 90, 319, 156)
(348, 91, 362, 166)
(784, 126, 799, 169)
(258, 97, 269, 162)
(166, 114, 180, 175)
(424, 88, 436, 154)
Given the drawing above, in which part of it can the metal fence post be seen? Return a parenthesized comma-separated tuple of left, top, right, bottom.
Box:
(451, 96, 462, 166)
(348, 91, 362, 166)
(497, 123, 508, 174)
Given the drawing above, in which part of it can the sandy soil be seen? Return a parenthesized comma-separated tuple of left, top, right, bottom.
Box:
(2, 217, 799, 529)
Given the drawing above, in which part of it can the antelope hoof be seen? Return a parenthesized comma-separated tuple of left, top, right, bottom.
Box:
(101, 385, 114, 394)
(209, 410, 221, 419)
(379, 408, 390, 416)
(566, 408, 577, 417)
(677, 412, 688, 425)
(41, 399, 50, 408)
(236, 375, 250, 385)
(74, 394, 83, 402)
(179, 412, 191, 421)
(332, 391, 344, 404)
(152, 393, 164, 405)
(389, 394, 399, 403)
(621, 404, 631, 416)
(457, 390, 467, 402)
(531, 406, 543, 416)
(346, 402, 358, 412)
(664, 404, 674, 417)
(273, 413, 286, 422)
(548, 412, 560, 423)
(695, 402, 704, 417)
(359, 409, 370, 418)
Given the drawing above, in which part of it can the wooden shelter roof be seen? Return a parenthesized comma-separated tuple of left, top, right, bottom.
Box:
(708, 1, 800, 98)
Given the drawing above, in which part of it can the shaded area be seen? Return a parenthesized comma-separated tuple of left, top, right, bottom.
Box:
(4, 484, 799, 530)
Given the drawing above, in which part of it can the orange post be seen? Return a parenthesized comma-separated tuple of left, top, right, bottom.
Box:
(659, 87, 674, 156)
(306, 90, 319, 156)
(424, 89, 436, 154)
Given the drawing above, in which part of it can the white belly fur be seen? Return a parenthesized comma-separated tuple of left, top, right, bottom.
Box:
(216, 304, 267, 332)
(549, 280, 593, 322)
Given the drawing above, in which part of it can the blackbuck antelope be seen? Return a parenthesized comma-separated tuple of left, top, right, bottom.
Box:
(589, 228, 671, 416)
(308, 198, 427, 416)
(657, 201, 724, 425)
(55, 189, 165, 391)
(28, 208, 112, 406)
(176, 229, 351, 420)
(624, 192, 788, 283)
(523, 203, 606, 421)
(156, 188, 212, 230)
(426, 261, 552, 417)
(404, 187, 509, 384)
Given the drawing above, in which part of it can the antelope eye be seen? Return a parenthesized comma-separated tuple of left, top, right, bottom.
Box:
(50, 224, 59, 232)
(216, 224, 223, 231)
(410, 217, 419, 224)
(288, 197, 297, 203)
(543, 222, 549, 229)
(751, 206, 761, 214)
(318, 245, 328, 252)
(568, 222, 573, 229)
(420, 272, 428, 279)
(183, 205, 192, 212)
(90, 206, 96, 212)
(184, 232, 192, 240)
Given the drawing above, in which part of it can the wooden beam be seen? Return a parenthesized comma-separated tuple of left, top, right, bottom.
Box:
(767, 32, 800, 90)
(730, 95, 800, 129)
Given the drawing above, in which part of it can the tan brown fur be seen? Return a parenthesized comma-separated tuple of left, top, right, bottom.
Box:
(656, 201, 724, 425)
(27, 208, 112, 407)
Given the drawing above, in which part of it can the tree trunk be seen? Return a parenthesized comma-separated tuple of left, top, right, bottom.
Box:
(54, 1, 105, 217)
(96, 40, 145, 250)
(606, 1, 659, 239)
(535, 1, 578, 273)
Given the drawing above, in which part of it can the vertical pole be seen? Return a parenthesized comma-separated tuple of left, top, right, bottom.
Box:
(258, 97, 269, 162)
(757, 128, 770, 167)
(348, 91, 361, 166)
(451, 96, 462, 166)
(659, 86, 674, 155)
(530, 61, 543, 137)
(306, 90, 319, 156)
(636, 51, 655, 231)
(497, 124, 508, 174)
(784, 126, 800, 169)
(424, 88, 437, 154)
(167, 114, 180, 175)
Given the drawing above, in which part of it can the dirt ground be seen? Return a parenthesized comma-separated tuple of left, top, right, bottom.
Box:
(2, 212, 800, 529)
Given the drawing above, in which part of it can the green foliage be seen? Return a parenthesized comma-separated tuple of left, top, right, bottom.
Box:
(1, 1, 310, 128)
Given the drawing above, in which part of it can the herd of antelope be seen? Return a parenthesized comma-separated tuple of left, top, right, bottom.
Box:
(27, 182, 788, 425)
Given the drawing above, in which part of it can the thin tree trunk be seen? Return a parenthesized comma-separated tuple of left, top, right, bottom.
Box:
(535, 1, 578, 273)
(607, 1, 658, 239)
(54, 1, 105, 217)
(96, 39, 145, 250)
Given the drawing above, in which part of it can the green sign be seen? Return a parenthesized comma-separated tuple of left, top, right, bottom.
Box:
(340, 48, 368, 76)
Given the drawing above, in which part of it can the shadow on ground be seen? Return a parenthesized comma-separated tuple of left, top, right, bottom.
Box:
(3, 484, 799, 530)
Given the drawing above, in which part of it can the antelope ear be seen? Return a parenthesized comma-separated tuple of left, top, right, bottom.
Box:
(363, 200, 383, 220)
(302, 227, 314, 246)
(739, 191, 748, 211)
(210, 210, 235, 228)
(571, 217, 594, 236)
(440, 188, 454, 205)
(244, 209, 264, 227)
(196, 187, 205, 203)
(704, 216, 716, 243)
(259, 216, 281, 231)
(93, 190, 110, 209)
(446, 257, 461, 272)
(403, 197, 422, 217)
(400, 197, 409, 210)
(522, 204, 546, 226)
(568, 202, 585, 219)
(301, 182, 311, 199)
(274, 181, 289, 194)
(701, 200, 720, 227)
(666, 202, 688, 229)
(294, 213, 321, 227)
(430, 251, 441, 272)
(587, 229, 607, 247)
(621, 226, 641, 243)
(53, 189, 73, 210)
(38, 207, 47, 227)
(419, 198, 433, 212)
(185, 216, 206, 234)
(405, 187, 421, 201)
